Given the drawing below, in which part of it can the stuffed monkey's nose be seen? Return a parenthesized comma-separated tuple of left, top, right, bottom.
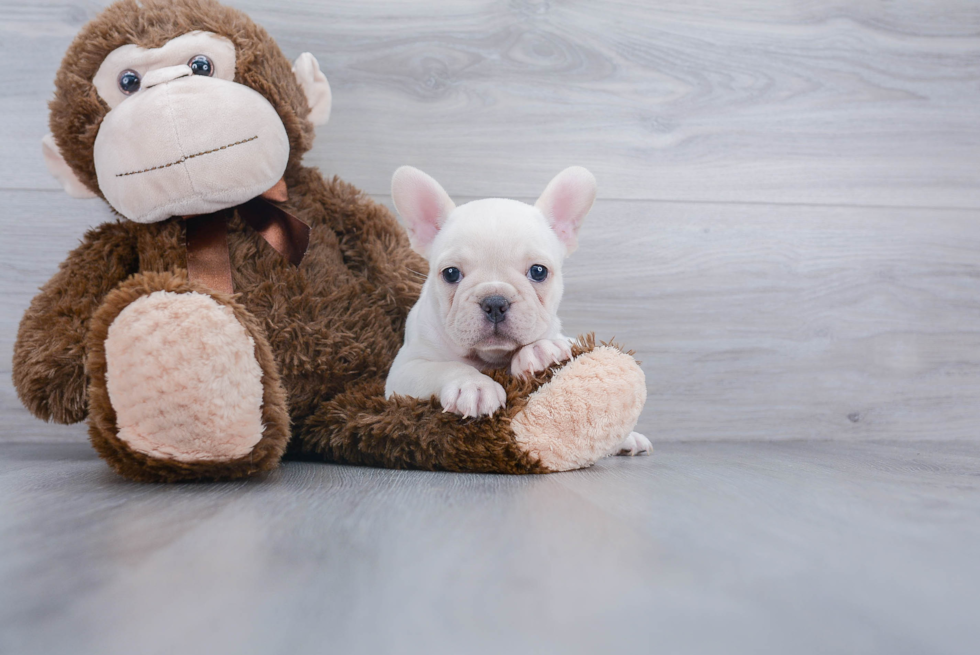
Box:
(480, 296, 510, 324)
(142, 64, 193, 89)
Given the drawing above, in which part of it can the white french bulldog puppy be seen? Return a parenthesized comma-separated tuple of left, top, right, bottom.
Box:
(385, 165, 650, 456)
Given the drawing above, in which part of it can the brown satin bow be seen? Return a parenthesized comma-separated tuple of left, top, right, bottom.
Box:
(184, 179, 311, 294)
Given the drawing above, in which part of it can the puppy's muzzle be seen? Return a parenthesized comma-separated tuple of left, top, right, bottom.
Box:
(480, 295, 510, 324)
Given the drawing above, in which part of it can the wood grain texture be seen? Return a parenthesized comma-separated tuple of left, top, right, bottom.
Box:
(1, 440, 977, 655)
(2, 0, 979, 206)
(2, 0, 980, 443)
(4, 190, 980, 443)
(557, 198, 980, 442)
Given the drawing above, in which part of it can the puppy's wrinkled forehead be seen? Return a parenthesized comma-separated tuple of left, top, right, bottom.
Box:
(432, 198, 562, 266)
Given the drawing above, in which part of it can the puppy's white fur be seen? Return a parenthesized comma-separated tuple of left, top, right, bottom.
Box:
(385, 166, 651, 456)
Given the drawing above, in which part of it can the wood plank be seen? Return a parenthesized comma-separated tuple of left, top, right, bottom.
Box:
(0, 440, 977, 654)
(3, 190, 980, 443)
(556, 198, 980, 441)
(1, 1, 979, 206)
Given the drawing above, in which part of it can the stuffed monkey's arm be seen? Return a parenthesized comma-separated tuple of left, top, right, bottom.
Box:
(13, 220, 139, 424)
(333, 187, 428, 320)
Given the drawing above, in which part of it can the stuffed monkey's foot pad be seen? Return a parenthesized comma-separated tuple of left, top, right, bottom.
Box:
(104, 291, 265, 463)
(511, 346, 647, 472)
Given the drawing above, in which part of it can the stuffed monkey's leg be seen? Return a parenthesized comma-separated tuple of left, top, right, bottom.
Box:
(293, 379, 548, 473)
(294, 340, 646, 474)
(86, 271, 290, 482)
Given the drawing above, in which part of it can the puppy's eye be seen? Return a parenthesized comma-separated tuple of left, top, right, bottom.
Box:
(117, 70, 141, 95)
(442, 267, 462, 284)
(528, 264, 548, 282)
(188, 55, 215, 76)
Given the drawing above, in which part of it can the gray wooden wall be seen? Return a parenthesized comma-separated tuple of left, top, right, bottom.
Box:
(2, 0, 979, 443)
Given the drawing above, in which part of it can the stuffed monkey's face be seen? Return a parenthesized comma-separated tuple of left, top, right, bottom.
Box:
(53, 30, 330, 223)
(90, 31, 285, 223)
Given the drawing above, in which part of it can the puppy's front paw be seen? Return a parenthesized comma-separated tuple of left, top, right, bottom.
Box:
(615, 432, 652, 457)
(440, 376, 507, 418)
(510, 338, 573, 378)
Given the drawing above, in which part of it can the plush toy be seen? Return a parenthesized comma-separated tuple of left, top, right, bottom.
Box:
(12, 0, 647, 482)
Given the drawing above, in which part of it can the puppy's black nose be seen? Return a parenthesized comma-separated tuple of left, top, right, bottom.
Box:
(480, 295, 510, 324)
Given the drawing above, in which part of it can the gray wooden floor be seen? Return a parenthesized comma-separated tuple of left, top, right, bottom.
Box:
(2, 1, 980, 653)
(1, 440, 979, 655)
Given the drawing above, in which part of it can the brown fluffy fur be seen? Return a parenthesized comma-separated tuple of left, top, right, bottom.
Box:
(13, 0, 638, 482)
(293, 335, 617, 475)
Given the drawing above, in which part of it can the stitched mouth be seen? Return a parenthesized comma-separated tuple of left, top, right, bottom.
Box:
(116, 135, 259, 177)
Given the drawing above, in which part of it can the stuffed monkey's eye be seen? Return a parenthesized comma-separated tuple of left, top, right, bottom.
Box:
(528, 265, 548, 282)
(442, 267, 462, 284)
(188, 55, 215, 76)
(117, 70, 141, 95)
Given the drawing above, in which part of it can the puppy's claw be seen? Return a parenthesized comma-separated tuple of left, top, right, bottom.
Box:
(440, 377, 507, 418)
(511, 338, 573, 378)
(615, 432, 652, 457)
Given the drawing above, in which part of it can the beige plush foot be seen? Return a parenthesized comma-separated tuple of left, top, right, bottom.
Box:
(104, 290, 265, 463)
(511, 346, 647, 472)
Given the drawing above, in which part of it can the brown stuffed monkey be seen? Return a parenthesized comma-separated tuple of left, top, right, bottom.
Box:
(12, 0, 647, 482)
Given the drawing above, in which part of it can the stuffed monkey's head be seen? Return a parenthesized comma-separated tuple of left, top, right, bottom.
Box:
(43, 0, 332, 223)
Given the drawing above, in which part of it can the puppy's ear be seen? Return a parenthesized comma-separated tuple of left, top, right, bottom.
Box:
(534, 166, 596, 255)
(391, 166, 456, 257)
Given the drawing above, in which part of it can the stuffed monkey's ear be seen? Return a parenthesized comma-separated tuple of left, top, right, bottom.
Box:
(292, 53, 332, 126)
(41, 134, 96, 199)
(534, 166, 597, 255)
(391, 166, 456, 258)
